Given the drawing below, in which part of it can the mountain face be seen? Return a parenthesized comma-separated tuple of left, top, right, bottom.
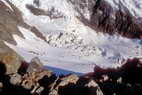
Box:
(1, 0, 142, 74)
(90, 0, 142, 38)
(69, 0, 142, 38)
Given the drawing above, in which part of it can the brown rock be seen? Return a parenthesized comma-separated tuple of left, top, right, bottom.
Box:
(59, 74, 79, 86)
(0, 52, 22, 74)
(0, 0, 24, 44)
(77, 77, 104, 95)
(0, 0, 46, 48)
(21, 70, 52, 90)
(49, 74, 78, 95)
(50, 74, 78, 90)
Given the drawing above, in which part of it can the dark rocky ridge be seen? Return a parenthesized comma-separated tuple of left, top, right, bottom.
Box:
(1, 56, 142, 95)
(21, 0, 142, 39)
(0, 0, 23, 45)
(0, 0, 42, 43)
(74, 0, 142, 39)
(0, 0, 46, 55)
(26, 4, 66, 20)
(91, 0, 142, 39)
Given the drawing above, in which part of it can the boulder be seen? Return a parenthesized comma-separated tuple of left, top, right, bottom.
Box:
(27, 57, 44, 73)
(0, 51, 22, 74)
(10, 73, 22, 85)
(49, 74, 79, 95)
(21, 70, 52, 90)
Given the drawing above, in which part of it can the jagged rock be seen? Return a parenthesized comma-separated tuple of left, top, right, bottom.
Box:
(30, 83, 44, 94)
(49, 89, 59, 95)
(27, 57, 44, 73)
(59, 74, 79, 86)
(119, 59, 142, 85)
(0, 52, 22, 74)
(0, 0, 46, 49)
(85, 80, 104, 95)
(76, 77, 104, 95)
(21, 70, 52, 90)
(10, 73, 22, 85)
(91, 58, 142, 95)
(52, 74, 78, 90)
(34, 86, 44, 94)
(0, 0, 24, 44)
(86, 80, 98, 88)
(91, 0, 142, 39)
(49, 74, 79, 95)
(0, 57, 142, 95)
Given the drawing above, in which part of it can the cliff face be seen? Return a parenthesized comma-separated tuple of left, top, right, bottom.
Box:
(72, 0, 142, 39)
(0, 1, 19, 40)
(0, 0, 46, 54)
(5, 0, 142, 39)
(0, 0, 23, 54)
(91, 0, 142, 39)
(1, 0, 142, 45)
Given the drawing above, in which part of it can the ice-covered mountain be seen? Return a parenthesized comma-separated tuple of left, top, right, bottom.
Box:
(1, 0, 142, 75)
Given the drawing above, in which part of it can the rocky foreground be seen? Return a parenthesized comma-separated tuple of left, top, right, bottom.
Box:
(0, 52, 142, 95)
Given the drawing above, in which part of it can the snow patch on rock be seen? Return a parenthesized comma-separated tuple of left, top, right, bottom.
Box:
(1, 0, 13, 11)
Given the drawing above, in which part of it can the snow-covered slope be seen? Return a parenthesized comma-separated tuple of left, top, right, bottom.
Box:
(3, 0, 142, 75)
(5, 25, 142, 75)
(106, 0, 142, 18)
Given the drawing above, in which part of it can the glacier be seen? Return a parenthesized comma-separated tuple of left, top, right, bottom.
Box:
(3, 0, 142, 75)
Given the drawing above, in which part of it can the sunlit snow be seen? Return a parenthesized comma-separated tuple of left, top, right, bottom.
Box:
(4, 0, 142, 75)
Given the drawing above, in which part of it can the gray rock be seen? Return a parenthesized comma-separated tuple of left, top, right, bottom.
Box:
(10, 73, 22, 85)
(27, 57, 43, 73)
(34, 86, 44, 94)
(49, 89, 58, 95)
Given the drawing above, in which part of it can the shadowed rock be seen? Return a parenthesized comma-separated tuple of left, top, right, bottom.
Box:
(75, 0, 142, 39)
(90, 58, 142, 95)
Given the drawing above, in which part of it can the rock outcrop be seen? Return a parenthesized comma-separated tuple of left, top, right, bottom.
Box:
(0, 51, 22, 74)
(74, 0, 142, 39)
(1, 57, 142, 95)
(90, 0, 142, 39)
(0, 0, 46, 52)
